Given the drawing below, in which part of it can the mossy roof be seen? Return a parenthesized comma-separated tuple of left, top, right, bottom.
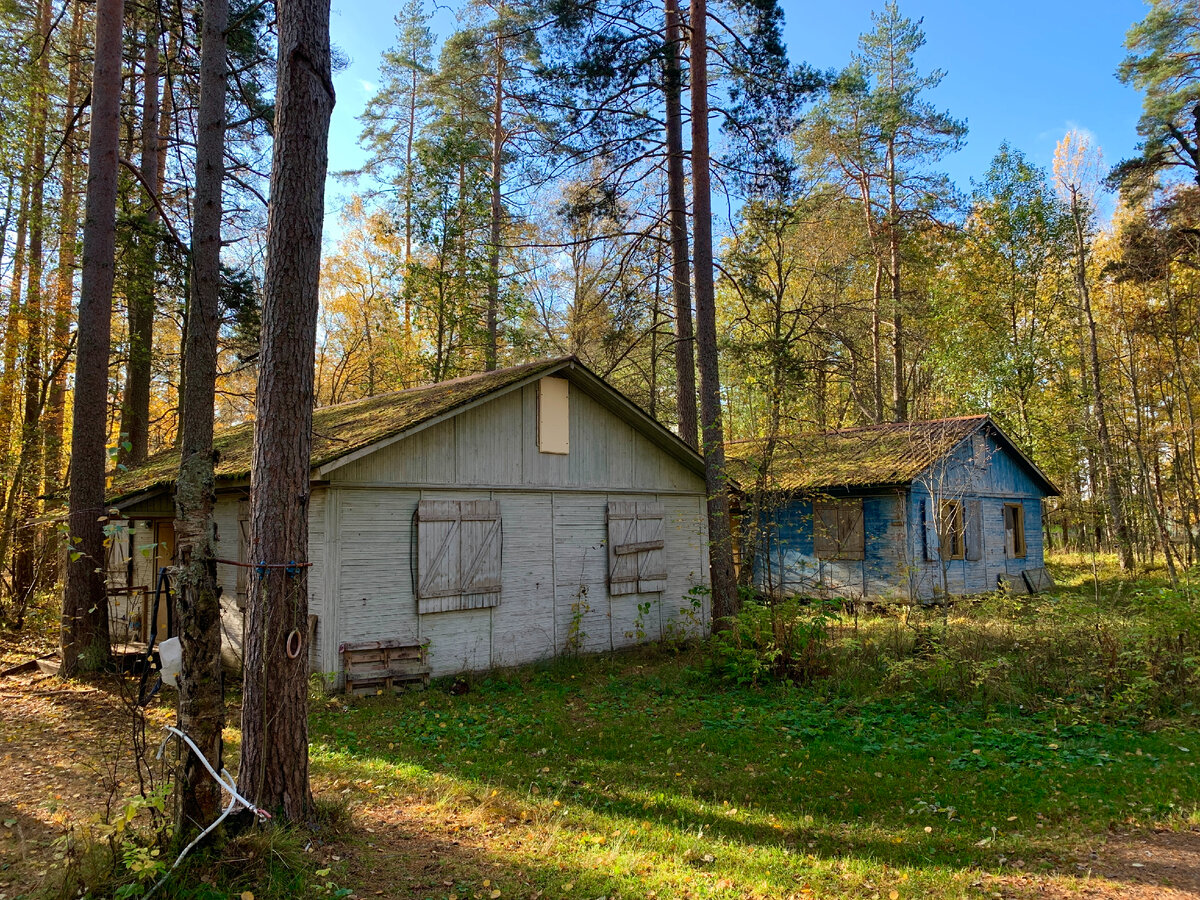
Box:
(108, 357, 571, 503)
(726, 415, 1056, 495)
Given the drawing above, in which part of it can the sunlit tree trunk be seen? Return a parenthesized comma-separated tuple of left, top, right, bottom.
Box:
(689, 0, 737, 628)
(62, 0, 125, 676)
(174, 0, 229, 835)
(664, 0, 697, 448)
(44, 0, 86, 492)
(239, 0, 334, 821)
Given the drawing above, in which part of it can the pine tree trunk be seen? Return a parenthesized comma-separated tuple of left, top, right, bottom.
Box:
(61, 0, 124, 677)
(118, 4, 162, 467)
(485, 21, 505, 372)
(0, 143, 32, 454)
(888, 140, 906, 422)
(688, 0, 737, 629)
(664, 0, 697, 449)
(44, 0, 85, 493)
(174, 0, 229, 835)
(239, 0, 334, 821)
(12, 0, 53, 608)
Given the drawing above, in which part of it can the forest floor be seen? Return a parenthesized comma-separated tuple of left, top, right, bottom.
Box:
(2, 555, 1199, 899)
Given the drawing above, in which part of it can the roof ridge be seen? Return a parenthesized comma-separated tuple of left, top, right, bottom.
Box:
(315, 355, 574, 412)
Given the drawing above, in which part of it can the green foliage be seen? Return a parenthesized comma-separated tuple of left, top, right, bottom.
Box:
(1115, 0, 1200, 193)
(708, 596, 840, 685)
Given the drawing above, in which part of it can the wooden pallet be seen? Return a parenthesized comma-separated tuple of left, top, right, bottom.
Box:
(341, 639, 430, 696)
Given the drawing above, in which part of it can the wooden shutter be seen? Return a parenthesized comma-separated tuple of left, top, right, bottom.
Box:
(635, 502, 667, 592)
(813, 501, 839, 559)
(922, 498, 939, 561)
(838, 501, 865, 560)
(459, 500, 502, 597)
(965, 499, 983, 561)
(416, 500, 502, 614)
(236, 499, 250, 609)
(607, 501, 667, 594)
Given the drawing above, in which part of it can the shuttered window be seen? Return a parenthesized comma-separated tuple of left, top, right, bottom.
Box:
(415, 500, 502, 614)
(1004, 503, 1026, 559)
(607, 501, 667, 595)
(965, 498, 983, 561)
(938, 500, 965, 559)
(813, 499, 865, 560)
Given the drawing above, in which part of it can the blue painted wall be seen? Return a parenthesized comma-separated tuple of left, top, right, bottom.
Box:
(749, 430, 1048, 601)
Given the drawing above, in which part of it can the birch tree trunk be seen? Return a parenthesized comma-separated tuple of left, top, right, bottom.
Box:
(61, 0, 125, 676)
(174, 0, 229, 834)
(1068, 187, 1134, 570)
(239, 0, 334, 821)
(688, 0, 737, 628)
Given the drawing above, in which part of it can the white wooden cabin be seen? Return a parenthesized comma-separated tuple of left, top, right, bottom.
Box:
(106, 358, 711, 685)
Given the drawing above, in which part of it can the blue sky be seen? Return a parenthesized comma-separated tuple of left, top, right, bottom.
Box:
(324, 0, 1150, 231)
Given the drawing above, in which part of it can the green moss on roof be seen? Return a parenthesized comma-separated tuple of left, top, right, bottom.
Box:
(108, 357, 570, 502)
(726, 416, 990, 493)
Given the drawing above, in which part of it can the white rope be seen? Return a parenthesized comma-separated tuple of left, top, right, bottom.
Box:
(143, 725, 271, 899)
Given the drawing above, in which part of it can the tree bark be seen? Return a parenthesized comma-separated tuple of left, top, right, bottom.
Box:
(485, 11, 506, 372)
(12, 0, 53, 607)
(1068, 187, 1134, 570)
(174, 0, 229, 835)
(118, 3, 163, 467)
(44, 0, 85, 493)
(61, 0, 125, 677)
(239, 0, 334, 821)
(688, 0, 737, 628)
(664, 0, 697, 449)
(887, 137, 907, 421)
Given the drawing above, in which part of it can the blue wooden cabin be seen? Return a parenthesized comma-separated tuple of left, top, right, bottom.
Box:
(727, 416, 1060, 601)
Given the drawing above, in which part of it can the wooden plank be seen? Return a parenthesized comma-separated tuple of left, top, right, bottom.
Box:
(1022, 566, 1055, 593)
(997, 572, 1030, 595)
(636, 501, 667, 591)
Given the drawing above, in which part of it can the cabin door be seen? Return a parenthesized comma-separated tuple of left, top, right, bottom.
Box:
(153, 521, 176, 637)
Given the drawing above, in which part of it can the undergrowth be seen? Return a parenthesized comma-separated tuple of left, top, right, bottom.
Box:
(707, 555, 1200, 720)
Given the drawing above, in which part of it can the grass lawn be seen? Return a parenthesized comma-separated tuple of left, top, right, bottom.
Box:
(303, 556, 1200, 899)
(3, 555, 1198, 899)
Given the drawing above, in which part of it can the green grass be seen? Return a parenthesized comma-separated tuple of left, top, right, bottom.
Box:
(307, 556, 1200, 899)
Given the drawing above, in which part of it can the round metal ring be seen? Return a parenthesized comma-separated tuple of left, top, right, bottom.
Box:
(286, 628, 303, 659)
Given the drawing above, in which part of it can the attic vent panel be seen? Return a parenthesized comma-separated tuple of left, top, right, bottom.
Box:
(537, 376, 570, 454)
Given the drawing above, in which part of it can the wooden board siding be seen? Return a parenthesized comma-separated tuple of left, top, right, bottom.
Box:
(753, 492, 909, 601)
(307, 379, 709, 683)
(318, 485, 708, 682)
(328, 382, 701, 495)
(908, 431, 1047, 599)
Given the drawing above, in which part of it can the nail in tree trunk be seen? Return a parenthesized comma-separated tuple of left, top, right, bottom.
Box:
(61, 0, 125, 676)
(688, 0, 737, 628)
(238, 0, 334, 821)
(118, 2, 163, 468)
(174, 0, 229, 834)
(664, 0, 697, 449)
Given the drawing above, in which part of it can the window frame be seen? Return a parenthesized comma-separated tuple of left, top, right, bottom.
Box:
(938, 499, 965, 560)
(1004, 502, 1027, 559)
(813, 498, 866, 561)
